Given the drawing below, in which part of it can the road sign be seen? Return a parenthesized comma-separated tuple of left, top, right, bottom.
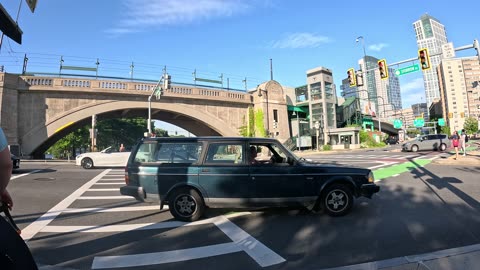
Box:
(414, 118, 425, 128)
(438, 118, 445, 126)
(393, 119, 403, 129)
(394, 64, 420, 76)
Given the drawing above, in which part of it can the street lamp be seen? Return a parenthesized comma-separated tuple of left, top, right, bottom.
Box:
(147, 74, 165, 135)
(257, 86, 270, 137)
(292, 111, 300, 151)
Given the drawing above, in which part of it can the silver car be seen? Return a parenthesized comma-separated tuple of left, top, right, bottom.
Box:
(402, 134, 451, 152)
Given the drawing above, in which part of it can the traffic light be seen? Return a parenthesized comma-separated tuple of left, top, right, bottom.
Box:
(377, 59, 389, 79)
(163, 74, 171, 89)
(448, 112, 453, 118)
(347, 68, 356, 87)
(460, 112, 465, 118)
(418, 48, 431, 70)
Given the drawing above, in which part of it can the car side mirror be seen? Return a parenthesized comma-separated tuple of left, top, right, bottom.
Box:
(287, 156, 295, 165)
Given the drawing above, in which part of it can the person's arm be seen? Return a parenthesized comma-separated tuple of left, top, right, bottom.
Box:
(0, 147, 12, 193)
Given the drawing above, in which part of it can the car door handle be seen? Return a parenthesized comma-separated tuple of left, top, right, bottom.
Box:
(201, 169, 210, 173)
(306, 177, 314, 180)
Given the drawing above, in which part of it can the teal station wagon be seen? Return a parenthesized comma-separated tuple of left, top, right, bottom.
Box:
(120, 137, 380, 221)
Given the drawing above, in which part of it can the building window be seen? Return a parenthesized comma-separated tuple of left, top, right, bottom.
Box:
(310, 82, 322, 101)
(273, 109, 278, 123)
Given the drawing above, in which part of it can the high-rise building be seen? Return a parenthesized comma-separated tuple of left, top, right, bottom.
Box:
(437, 56, 480, 131)
(355, 56, 402, 120)
(413, 14, 448, 108)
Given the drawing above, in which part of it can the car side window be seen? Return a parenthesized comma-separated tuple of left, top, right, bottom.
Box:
(205, 143, 243, 165)
(155, 143, 202, 164)
(134, 143, 157, 163)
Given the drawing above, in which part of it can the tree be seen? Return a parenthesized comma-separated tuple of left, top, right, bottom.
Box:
(239, 107, 255, 137)
(463, 117, 478, 135)
(47, 127, 89, 158)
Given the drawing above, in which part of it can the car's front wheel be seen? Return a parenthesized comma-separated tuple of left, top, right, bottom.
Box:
(81, 158, 94, 169)
(321, 184, 353, 217)
(169, 188, 205, 222)
(411, 145, 419, 152)
(439, 143, 447, 151)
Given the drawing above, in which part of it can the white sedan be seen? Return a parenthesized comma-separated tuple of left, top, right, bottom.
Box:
(75, 147, 130, 169)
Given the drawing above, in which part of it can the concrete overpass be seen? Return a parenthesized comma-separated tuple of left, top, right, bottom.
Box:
(0, 73, 290, 157)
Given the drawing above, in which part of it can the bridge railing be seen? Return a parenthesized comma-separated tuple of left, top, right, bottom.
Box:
(18, 75, 251, 103)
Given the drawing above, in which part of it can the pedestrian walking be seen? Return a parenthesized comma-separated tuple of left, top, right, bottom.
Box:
(460, 129, 467, 156)
(451, 131, 460, 160)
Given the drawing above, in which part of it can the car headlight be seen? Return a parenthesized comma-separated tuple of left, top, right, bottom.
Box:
(367, 171, 375, 183)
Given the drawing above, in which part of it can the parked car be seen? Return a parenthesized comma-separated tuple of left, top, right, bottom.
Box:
(75, 146, 130, 169)
(385, 137, 399, 145)
(402, 134, 450, 152)
(11, 154, 20, 171)
(121, 137, 380, 222)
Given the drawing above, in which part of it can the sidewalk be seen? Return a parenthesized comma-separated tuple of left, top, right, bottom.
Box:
(323, 243, 480, 270)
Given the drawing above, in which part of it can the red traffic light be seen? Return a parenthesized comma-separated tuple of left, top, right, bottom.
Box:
(377, 59, 389, 79)
(418, 48, 431, 70)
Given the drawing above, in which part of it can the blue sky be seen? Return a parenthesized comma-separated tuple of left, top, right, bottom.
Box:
(1, 0, 480, 133)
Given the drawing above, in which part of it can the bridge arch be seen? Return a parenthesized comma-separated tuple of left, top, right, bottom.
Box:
(21, 100, 238, 156)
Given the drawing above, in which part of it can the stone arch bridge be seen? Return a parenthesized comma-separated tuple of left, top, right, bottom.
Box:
(0, 73, 289, 157)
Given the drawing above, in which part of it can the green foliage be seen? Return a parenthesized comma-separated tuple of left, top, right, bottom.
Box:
(47, 118, 149, 158)
(322, 144, 332, 151)
(406, 128, 421, 137)
(463, 117, 478, 134)
(47, 127, 89, 158)
(154, 128, 169, 137)
(441, 126, 451, 136)
(96, 118, 148, 150)
(238, 107, 256, 137)
(359, 130, 386, 148)
(255, 109, 266, 137)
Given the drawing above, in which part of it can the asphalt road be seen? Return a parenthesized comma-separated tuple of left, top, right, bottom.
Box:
(5, 153, 480, 270)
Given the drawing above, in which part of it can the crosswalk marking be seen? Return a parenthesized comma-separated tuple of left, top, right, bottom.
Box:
(87, 188, 119, 191)
(92, 243, 243, 269)
(77, 195, 134, 200)
(93, 182, 125, 185)
(63, 206, 163, 213)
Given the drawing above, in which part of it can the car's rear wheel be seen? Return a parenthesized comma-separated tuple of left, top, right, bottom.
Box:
(169, 188, 205, 222)
(321, 184, 353, 217)
(439, 143, 447, 151)
(81, 158, 94, 169)
(411, 145, 419, 152)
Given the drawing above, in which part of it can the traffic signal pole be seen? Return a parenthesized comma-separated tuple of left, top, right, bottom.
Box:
(358, 39, 480, 74)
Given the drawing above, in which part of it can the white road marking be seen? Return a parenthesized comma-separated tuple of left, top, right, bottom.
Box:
(368, 161, 397, 170)
(213, 215, 286, 267)
(89, 213, 283, 268)
(93, 182, 125, 185)
(92, 243, 243, 269)
(97, 178, 124, 181)
(77, 196, 133, 200)
(10, 169, 43, 180)
(87, 188, 119, 191)
(63, 205, 164, 213)
(21, 169, 111, 242)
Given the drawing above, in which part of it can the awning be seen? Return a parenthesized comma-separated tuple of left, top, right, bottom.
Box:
(287, 105, 309, 113)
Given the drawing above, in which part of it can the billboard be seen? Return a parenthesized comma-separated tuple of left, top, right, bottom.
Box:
(360, 99, 376, 117)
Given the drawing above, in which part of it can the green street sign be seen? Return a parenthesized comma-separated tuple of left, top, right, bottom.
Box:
(394, 64, 420, 76)
(438, 118, 445, 126)
(393, 119, 403, 129)
(414, 118, 425, 128)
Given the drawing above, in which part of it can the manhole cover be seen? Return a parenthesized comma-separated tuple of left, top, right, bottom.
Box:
(33, 177, 56, 181)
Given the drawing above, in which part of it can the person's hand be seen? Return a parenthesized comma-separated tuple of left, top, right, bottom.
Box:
(1, 189, 13, 210)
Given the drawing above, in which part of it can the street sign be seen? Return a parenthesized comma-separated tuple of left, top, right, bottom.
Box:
(438, 118, 446, 126)
(394, 64, 420, 76)
(414, 118, 425, 128)
(393, 119, 403, 129)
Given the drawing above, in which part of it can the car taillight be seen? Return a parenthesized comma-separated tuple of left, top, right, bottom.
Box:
(124, 167, 129, 185)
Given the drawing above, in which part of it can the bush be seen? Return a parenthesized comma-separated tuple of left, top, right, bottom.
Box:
(323, 144, 332, 151)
